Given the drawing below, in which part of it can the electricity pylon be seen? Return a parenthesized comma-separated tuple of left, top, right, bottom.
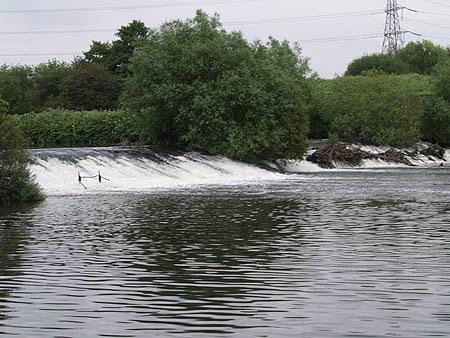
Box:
(382, 0, 404, 55)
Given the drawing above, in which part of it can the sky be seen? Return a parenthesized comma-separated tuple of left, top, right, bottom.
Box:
(0, 0, 449, 78)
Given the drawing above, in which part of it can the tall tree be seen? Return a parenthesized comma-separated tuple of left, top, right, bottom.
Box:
(0, 65, 38, 114)
(396, 40, 447, 75)
(84, 20, 148, 77)
(58, 62, 120, 111)
(122, 11, 311, 161)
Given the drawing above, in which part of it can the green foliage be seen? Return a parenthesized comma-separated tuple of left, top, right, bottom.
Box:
(397, 40, 447, 75)
(58, 62, 120, 111)
(33, 60, 71, 109)
(122, 11, 311, 161)
(14, 109, 140, 148)
(345, 53, 411, 76)
(308, 79, 332, 139)
(0, 100, 44, 206)
(314, 74, 433, 146)
(0, 65, 38, 114)
(84, 20, 148, 77)
(433, 59, 450, 103)
(346, 40, 449, 76)
(421, 96, 450, 146)
(0, 60, 120, 113)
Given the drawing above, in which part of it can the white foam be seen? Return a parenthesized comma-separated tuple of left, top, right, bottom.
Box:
(30, 152, 287, 195)
(281, 159, 326, 173)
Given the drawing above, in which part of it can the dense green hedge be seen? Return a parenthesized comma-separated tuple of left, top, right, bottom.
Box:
(14, 110, 141, 148)
(311, 74, 434, 146)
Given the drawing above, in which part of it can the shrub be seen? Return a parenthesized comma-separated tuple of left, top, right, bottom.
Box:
(314, 74, 433, 146)
(0, 100, 44, 206)
(421, 96, 450, 146)
(14, 110, 140, 148)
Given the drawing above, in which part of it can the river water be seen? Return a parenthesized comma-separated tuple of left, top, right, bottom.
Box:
(1, 152, 450, 337)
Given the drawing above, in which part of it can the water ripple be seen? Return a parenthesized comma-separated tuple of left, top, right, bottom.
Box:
(0, 168, 449, 337)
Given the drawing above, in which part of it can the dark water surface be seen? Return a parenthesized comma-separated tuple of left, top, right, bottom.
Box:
(1, 168, 450, 337)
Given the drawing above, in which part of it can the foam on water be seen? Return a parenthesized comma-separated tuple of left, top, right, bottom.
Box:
(29, 147, 287, 195)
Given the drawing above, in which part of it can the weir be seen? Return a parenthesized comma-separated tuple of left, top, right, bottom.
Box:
(29, 147, 288, 195)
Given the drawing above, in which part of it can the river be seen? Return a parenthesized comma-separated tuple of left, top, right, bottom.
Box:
(0, 147, 449, 337)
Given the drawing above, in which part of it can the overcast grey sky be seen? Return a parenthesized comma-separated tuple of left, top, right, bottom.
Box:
(0, 0, 449, 77)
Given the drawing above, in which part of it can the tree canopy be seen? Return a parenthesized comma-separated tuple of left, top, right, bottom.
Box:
(122, 11, 311, 161)
(84, 20, 148, 77)
(345, 40, 449, 76)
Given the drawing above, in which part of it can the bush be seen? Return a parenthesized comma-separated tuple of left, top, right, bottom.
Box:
(314, 74, 433, 146)
(0, 100, 44, 206)
(14, 110, 141, 148)
(421, 96, 450, 146)
(433, 59, 450, 104)
(0, 65, 38, 114)
(345, 53, 411, 76)
(58, 62, 121, 111)
(122, 11, 311, 161)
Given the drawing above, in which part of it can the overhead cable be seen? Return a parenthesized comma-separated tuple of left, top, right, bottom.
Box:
(0, 0, 264, 14)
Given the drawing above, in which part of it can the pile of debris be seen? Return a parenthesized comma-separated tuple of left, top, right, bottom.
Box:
(306, 142, 446, 169)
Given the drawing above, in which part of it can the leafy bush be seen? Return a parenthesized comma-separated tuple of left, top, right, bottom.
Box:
(58, 62, 121, 111)
(421, 96, 450, 146)
(14, 110, 140, 148)
(433, 59, 450, 104)
(0, 100, 44, 206)
(0, 65, 38, 114)
(345, 53, 411, 76)
(122, 11, 311, 161)
(313, 74, 433, 146)
(346, 40, 448, 77)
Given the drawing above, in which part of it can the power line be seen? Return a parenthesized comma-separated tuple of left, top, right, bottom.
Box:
(406, 18, 450, 31)
(0, 10, 386, 36)
(298, 34, 384, 44)
(420, 10, 450, 17)
(0, 52, 81, 57)
(0, 29, 115, 36)
(224, 10, 385, 26)
(421, 0, 450, 9)
(0, 0, 263, 14)
(0, 34, 386, 57)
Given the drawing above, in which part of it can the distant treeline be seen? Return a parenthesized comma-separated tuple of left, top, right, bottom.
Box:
(2, 11, 450, 158)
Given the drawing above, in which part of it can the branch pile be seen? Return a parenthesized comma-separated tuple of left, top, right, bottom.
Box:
(306, 142, 446, 169)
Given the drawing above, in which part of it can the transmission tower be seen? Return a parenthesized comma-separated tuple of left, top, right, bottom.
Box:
(382, 0, 404, 54)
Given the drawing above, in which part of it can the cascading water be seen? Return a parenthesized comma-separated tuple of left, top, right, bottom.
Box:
(29, 147, 291, 195)
(29, 144, 449, 195)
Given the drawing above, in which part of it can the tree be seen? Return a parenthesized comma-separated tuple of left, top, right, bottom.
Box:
(0, 65, 38, 114)
(396, 40, 447, 75)
(345, 53, 411, 76)
(58, 62, 120, 111)
(433, 59, 450, 103)
(421, 96, 450, 146)
(122, 11, 311, 161)
(315, 74, 433, 146)
(0, 100, 43, 205)
(33, 60, 71, 109)
(84, 20, 148, 77)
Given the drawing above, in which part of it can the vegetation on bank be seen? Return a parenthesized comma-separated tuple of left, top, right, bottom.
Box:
(14, 110, 140, 148)
(310, 74, 434, 146)
(0, 100, 44, 206)
(122, 11, 311, 161)
(1, 12, 450, 160)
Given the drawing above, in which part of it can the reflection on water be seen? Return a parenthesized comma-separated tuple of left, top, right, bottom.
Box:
(0, 168, 450, 337)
